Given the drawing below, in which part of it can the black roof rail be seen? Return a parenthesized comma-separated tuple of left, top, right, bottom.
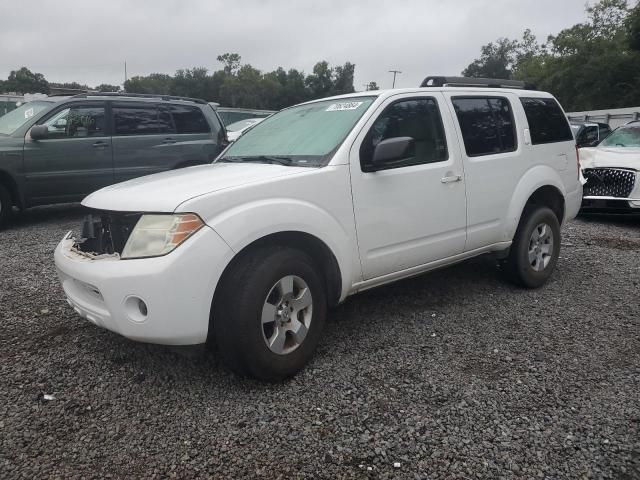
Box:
(420, 76, 536, 90)
(69, 92, 208, 104)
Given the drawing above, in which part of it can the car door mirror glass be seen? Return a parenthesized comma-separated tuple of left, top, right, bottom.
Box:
(370, 137, 415, 170)
(30, 125, 49, 140)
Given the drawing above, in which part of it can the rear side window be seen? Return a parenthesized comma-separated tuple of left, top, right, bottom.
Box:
(170, 105, 210, 134)
(114, 105, 164, 135)
(452, 97, 516, 156)
(520, 97, 573, 144)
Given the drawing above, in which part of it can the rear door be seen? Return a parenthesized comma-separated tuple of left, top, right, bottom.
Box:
(111, 102, 181, 183)
(444, 92, 523, 250)
(23, 101, 113, 204)
(168, 104, 220, 165)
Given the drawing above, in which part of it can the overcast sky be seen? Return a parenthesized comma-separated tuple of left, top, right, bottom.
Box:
(1, 0, 591, 90)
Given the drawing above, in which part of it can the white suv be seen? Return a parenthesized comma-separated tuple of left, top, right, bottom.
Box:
(55, 79, 582, 380)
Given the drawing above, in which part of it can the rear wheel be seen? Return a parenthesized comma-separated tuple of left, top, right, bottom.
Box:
(503, 207, 561, 288)
(0, 183, 12, 229)
(213, 246, 327, 381)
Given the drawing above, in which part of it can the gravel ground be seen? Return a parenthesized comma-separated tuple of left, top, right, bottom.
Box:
(1, 205, 639, 479)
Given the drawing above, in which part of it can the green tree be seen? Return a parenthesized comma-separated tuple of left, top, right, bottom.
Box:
(332, 62, 356, 95)
(125, 73, 173, 94)
(4, 67, 49, 94)
(462, 38, 518, 79)
(217, 53, 242, 75)
(271, 68, 310, 108)
(305, 61, 334, 98)
(366, 81, 380, 91)
(172, 67, 213, 99)
(462, 0, 640, 111)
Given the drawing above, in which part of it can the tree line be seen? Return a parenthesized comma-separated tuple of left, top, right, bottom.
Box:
(0, 68, 120, 96)
(0, 54, 359, 111)
(125, 54, 359, 110)
(462, 0, 640, 111)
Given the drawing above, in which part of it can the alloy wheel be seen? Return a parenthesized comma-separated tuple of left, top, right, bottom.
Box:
(261, 275, 313, 355)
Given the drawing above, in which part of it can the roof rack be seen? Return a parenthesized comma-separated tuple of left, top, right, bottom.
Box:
(420, 76, 536, 90)
(69, 92, 208, 104)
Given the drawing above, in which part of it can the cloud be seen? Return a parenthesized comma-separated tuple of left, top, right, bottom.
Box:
(0, 0, 589, 90)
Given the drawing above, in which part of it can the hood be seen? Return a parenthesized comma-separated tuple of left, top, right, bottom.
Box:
(82, 163, 310, 212)
(580, 146, 640, 171)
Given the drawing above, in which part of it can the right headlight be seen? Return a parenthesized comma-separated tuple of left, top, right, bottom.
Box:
(121, 213, 204, 259)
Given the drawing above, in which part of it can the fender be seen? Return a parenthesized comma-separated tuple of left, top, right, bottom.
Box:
(504, 165, 566, 240)
(0, 167, 25, 210)
(204, 198, 357, 301)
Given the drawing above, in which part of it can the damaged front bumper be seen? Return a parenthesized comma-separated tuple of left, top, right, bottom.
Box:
(54, 226, 234, 345)
(580, 167, 640, 213)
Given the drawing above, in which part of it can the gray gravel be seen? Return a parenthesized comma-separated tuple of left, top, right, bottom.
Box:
(1, 205, 639, 479)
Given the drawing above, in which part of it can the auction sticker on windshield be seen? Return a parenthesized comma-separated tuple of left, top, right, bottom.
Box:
(326, 102, 363, 112)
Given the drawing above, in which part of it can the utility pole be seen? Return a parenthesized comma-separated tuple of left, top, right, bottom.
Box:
(389, 69, 402, 88)
(124, 61, 128, 88)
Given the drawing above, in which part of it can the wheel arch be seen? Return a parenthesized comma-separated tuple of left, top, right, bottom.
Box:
(208, 230, 344, 342)
(0, 169, 23, 209)
(505, 166, 567, 241)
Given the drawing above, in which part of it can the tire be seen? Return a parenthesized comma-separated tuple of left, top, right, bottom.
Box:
(503, 206, 561, 288)
(213, 246, 327, 381)
(0, 183, 12, 229)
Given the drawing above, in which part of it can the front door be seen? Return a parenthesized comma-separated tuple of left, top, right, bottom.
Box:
(23, 102, 113, 205)
(349, 93, 467, 280)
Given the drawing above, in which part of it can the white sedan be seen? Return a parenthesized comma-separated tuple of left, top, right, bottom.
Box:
(580, 121, 640, 213)
(226, 118, 265, 142)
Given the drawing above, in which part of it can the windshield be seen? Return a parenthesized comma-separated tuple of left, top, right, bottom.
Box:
(219, 96, 376, 167)
(0, 101, 53, 135)
(599, 125, 640, 148)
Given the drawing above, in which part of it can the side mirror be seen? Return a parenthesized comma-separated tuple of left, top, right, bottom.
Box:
(368, 137, 415, 171)
(30, 125, 49, 141)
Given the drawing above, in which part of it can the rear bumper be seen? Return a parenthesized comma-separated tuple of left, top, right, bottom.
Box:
(564, 185, 583, 223)
(54, 226, 234, 345)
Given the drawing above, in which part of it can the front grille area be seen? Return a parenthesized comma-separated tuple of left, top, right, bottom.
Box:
(583, 168, 636, 198)
(75, 210, 142, 255)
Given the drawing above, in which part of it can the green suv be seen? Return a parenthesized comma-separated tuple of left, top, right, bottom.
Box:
(0, 93, 227, 227)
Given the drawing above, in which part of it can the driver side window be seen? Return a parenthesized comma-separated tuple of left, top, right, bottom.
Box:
(359, 97, 448, 171)
(43, 105, 106, 138)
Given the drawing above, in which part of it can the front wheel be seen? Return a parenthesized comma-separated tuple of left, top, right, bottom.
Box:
(503, 207, 561, 288)
(213, 246, 327, 381)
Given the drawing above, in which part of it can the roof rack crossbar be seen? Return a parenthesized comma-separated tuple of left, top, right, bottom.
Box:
(420, 76, 536, 90)
(69, 92, 208, 104)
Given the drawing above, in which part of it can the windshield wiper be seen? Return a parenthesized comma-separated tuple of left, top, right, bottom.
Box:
(219, 155, 293, 166)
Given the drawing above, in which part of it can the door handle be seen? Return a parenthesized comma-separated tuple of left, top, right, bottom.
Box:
(92, 141, 108, 148)
(441, 174, 462, 184)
